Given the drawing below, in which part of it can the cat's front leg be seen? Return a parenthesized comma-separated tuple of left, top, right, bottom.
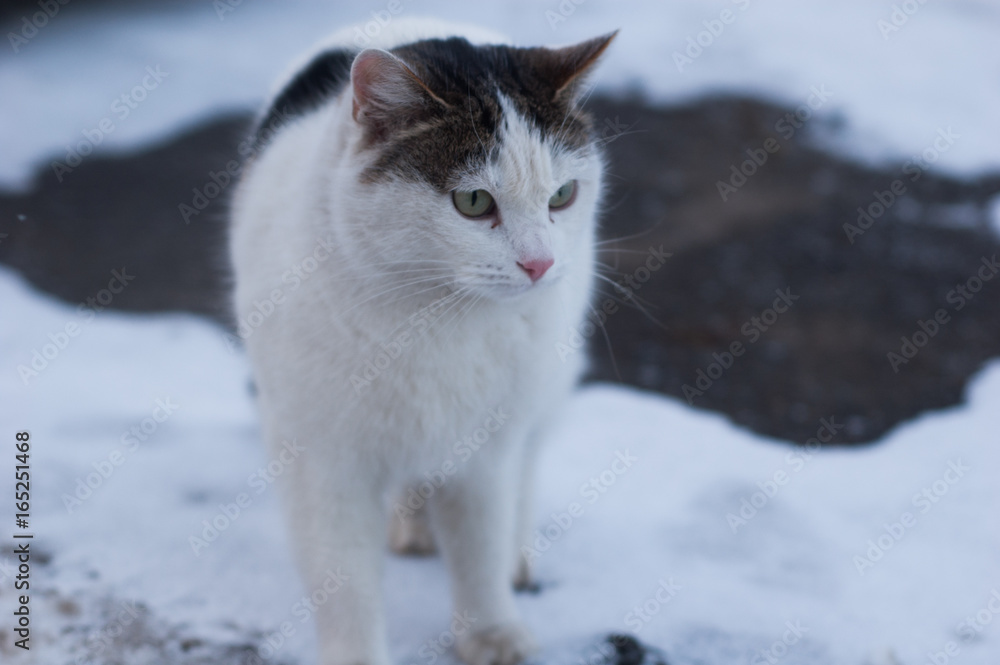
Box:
(512, 438, 541, 593)
(284, 464, 391, 665)
(428, 442, 537, 665)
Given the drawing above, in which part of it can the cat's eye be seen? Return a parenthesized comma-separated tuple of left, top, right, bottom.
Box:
(453, 189, 496, 218)
(549, 181, 577, 210)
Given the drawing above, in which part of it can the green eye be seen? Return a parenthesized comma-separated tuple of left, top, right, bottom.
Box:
(452, 189, 496, 218)
(549, 181, 576, 209)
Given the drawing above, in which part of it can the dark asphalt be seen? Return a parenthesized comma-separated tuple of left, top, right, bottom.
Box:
(2, 94, 998, 444)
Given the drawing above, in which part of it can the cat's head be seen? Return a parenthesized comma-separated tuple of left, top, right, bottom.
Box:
(337, 32, 616, 301)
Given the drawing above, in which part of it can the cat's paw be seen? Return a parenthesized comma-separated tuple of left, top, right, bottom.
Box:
(456, 623, 537, 665)
(388, 509, 437, 556)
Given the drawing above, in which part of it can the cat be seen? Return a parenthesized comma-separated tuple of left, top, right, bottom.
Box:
(229, 17, 614, 665)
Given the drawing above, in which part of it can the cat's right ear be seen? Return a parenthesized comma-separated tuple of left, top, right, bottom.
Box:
(350, 49, 447, 141)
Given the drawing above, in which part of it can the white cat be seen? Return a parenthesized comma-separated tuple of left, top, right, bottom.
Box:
(229, 18, 614, 665)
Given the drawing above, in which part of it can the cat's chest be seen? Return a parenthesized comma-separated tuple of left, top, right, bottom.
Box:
(294, 300, 564, 458)
(391, 305, 549, 382)
(356, 296, 568, 411)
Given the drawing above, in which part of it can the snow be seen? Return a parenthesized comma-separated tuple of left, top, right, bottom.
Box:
(2, 2, 999, 662)
(2, 0, 1000, 192)
(1, 262, 998, 664)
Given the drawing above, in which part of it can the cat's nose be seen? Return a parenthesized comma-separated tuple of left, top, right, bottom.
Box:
(517, 257, 554, 283)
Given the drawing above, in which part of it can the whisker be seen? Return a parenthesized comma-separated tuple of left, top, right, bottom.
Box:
(585, 301, 623, 382)
(341, 274, 454, 315)
(592, 273, 668, 331)
(595, 225, 663, 247)
(366, 280, 467, 321)
(592, 128, 648, 146)
(332, 267, 453, 284)
(440, 290, 485, 348)
(377, 285, 474, 343)
(598, 248, 660, 256)
(426, 287, 477, 340)
(468, 89, 489, 156)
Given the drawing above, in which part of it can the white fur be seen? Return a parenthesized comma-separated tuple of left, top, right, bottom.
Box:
(230, 18, 603, 665)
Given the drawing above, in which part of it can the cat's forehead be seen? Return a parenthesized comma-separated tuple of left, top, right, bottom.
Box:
(362, 37, 596, 192)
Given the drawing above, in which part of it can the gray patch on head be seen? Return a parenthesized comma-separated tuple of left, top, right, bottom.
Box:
(360, 37, 598, 192)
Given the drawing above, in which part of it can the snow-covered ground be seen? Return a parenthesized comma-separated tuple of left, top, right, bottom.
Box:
(1, 262, 998, 665)
(2, 1, 999, 664)
(2, 0, 1000, 192)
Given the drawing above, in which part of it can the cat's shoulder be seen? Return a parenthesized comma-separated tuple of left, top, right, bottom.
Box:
(255, 18, 509, 143)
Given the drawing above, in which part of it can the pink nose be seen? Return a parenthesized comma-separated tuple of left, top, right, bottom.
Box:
(517, 257, 554, 283)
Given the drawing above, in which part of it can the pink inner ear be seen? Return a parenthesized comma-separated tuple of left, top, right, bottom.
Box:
(350, 49, 447, 126)
(351, 49, 395, 122)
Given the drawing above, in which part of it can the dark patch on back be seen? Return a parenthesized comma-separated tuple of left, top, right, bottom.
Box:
(363, 38, 597, 192)
(255, 48, 356, 148)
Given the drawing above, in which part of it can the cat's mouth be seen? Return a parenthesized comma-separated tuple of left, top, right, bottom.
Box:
(463, 270, 560, 301)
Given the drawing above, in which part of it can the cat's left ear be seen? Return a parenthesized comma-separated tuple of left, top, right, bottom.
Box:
(350, 48, 447, 140)
(533, 31, 618, 103)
